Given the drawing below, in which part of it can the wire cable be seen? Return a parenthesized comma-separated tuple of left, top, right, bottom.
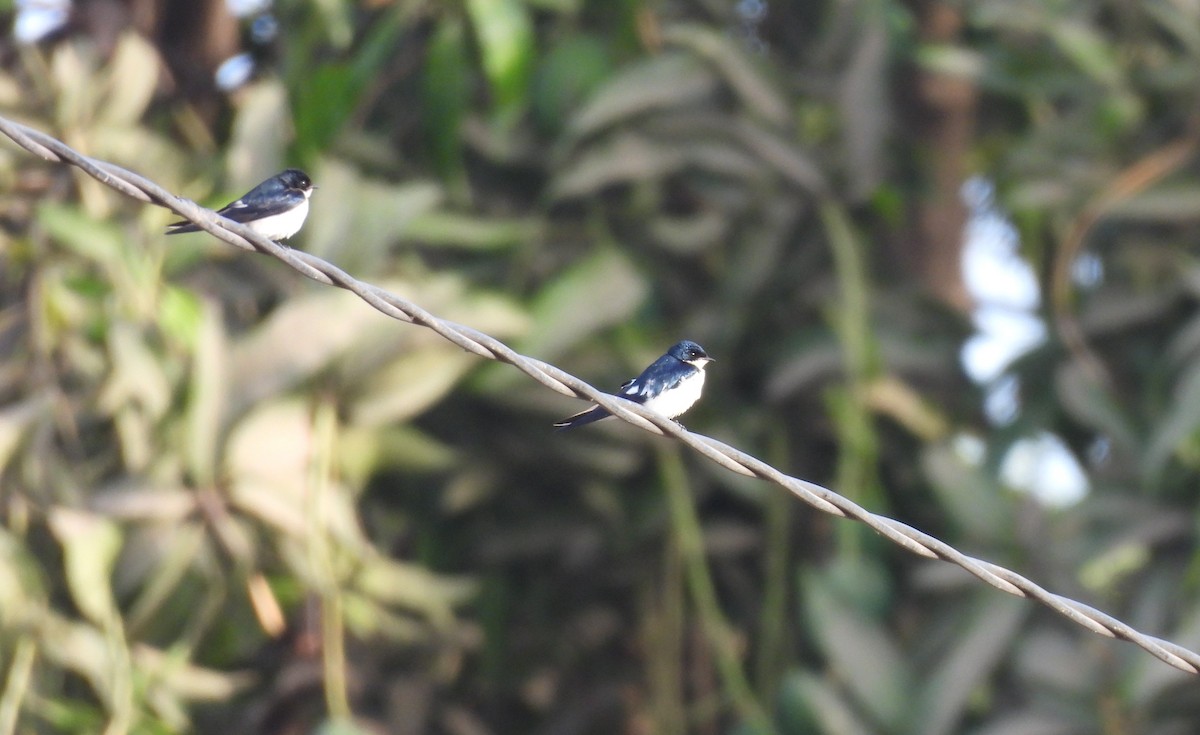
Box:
(3, 114, 1197, 675)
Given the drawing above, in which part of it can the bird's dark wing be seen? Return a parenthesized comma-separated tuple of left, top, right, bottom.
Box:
(165, 193, 298, 234)
(619, 355, 692, 401)
(215, 197, 297, 222)
(165, 198, 244, 234)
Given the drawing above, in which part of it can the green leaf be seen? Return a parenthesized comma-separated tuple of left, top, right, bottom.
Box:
(915, 43, 987, 80)
(225, 400, 314, 537)
(533, 36, 612, 133)
(124, 523, 208, 633)
(1144, 0, 1200, 54)
(292, 7, 405, 157)
(185, 301, 226, 485)
(304, 161, 444, 263)
(133, 644, 252, 702)
(803, 566, 911, 729)
(662, 24, 788, 125)
(563, 53, 716, 142)
(837, 19, 888, 199)
(549, 133, 687, 199)
(97, 34, 159, 125)
(227, 290, 389, 413)
(38, 202, 125, 264)
(38, 614, 120, 707)
(339, 424, 458, 481)
(341, 591, 425, 641)
(294, 64, 359, 158)
(226, 81, 291, 186)
(348, 347, 478, 427)
(1054, 361, 1138, 455)
(0, 396, 45, 477)
(913, 595, 1027, 735)
(778, 670, 873, 735)
(108, 323, 173, 419)
(921, 443, 1011, 543)
(0, 529, 46, 628)
(519, 247, 648, 360)
(97, 322, 173, 468)
(1142, 360, 1200, 486)
(314, 718, 378, 735)
(48, 509, 123, 626)
(401, 211, 542, 251)
(733, 118, 827, 193)
(424, 18, 471, 181)
(355, 557, 475, 625)
(1108, 184, 1200, 223)
(467, 0, 535, 128)
(1050, 20, 1123, 87)
(158, 285, 204, 347)
(1079, 541, 1150, 593)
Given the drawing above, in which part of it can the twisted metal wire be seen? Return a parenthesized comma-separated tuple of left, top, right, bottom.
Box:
(3, 114, 1197, 676)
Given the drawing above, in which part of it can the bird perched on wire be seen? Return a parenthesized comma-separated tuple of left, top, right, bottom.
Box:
(554, 340, 714, 430)
(166, 169, 315, 241)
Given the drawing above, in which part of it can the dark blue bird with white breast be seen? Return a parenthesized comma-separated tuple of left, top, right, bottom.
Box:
(554, 340, 714, 430)
(166, 169, 315, 241)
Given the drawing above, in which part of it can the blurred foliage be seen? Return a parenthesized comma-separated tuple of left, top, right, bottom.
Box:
(2, 0, 1200, 733)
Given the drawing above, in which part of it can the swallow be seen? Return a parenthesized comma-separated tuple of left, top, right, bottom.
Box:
(166, 169, 315, 241)
(554, 340, 714, 430)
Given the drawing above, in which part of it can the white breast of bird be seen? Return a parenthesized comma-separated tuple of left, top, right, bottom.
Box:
(248, 198, 310, 241)
(640, 370, 706, 419)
